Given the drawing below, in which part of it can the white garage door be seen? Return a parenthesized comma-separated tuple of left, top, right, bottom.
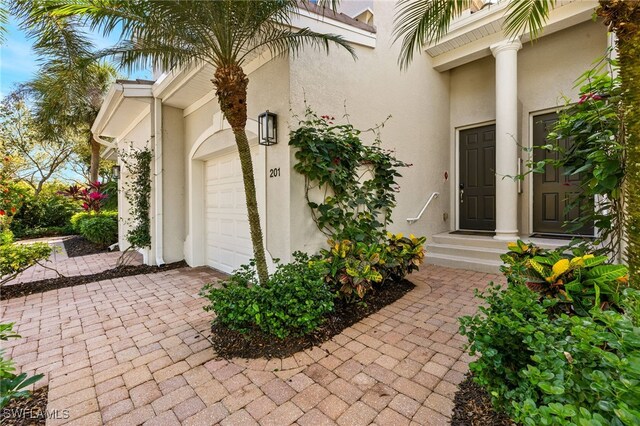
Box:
(204, 147, 260, 274)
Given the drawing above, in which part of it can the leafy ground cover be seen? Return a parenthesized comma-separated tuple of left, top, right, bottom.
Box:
(208, 278, 414, 359)
(453, 241, 639, 426)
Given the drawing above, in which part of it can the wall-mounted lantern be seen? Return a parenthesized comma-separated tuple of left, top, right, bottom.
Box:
(112, 164, 121, 180)
(258, 110, 277, 146)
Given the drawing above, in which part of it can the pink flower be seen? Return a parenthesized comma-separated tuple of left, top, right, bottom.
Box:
(89, 192, 106, 201)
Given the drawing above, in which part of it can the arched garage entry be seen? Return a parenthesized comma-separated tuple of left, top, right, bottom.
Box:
(185, 112, 271, 273)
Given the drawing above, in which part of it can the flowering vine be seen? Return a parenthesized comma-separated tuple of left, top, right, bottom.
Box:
(121, 147, 152, 249)
(289, 106, 410, 243)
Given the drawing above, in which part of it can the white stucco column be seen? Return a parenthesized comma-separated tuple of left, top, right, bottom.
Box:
(490, 38, 522, 241)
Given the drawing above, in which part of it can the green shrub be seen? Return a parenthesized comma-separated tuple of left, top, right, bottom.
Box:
(0, 230, 13, 245)
(314, 239, 386, 301)
(384, 232, 426, 282)
(0, 323, 44, 408)
(460, 284, 640, 426)
(78, 213, 118, 247)
(79, 213, 118, 247)
(70, 211, 92, 233)
(201, 253, 334, 339)
(70, 211, 118, 247)
(313, 233, 426, 301)
(101, 180, 118, 211)
(501, 240, 629, 315)
(10, 191, 78, 237)
(0, 239, 52, 285)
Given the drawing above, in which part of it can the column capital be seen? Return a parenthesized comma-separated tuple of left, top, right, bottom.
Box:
(490, 38, 522, 57)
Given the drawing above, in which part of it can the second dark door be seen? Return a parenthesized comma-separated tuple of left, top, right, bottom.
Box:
(532, 112, 594, 236)
(459, 125, 496, 231)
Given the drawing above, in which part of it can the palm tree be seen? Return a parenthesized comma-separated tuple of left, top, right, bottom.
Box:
(10, 0, 117, 182)
(44, 0, 355, 285)
(27, 61, 117, 183)
(393, 0, 640, 285)
(597, 1, 640, 286)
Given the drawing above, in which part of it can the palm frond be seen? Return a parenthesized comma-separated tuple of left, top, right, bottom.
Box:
(242, 26, 356, 64)
(393, 0, 472, 70)
(0, 4, 8, 44)
(11, 0, 95, 66)
(504, 0, 556, 40)
(39, 0, 355, 74)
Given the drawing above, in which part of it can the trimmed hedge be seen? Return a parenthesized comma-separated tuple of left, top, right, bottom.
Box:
(201, 253, 334, 339)
(77, 213, 118, 247)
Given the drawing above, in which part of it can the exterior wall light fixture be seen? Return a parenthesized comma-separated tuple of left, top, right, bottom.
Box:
(258, 110, 277, 146)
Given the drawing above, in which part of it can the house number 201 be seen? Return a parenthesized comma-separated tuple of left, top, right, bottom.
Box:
(269, 168, 280, 178)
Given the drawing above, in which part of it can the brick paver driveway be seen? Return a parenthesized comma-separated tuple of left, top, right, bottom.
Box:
(1, 263, 501, 425)
(5, 236, 142, 285)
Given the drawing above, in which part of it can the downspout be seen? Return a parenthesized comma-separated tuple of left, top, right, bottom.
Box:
(93, 134, 117, 149)
(154, 97, 165, 266)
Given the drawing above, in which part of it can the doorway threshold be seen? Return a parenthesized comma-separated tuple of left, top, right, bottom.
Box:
(450, 230, 496, 237)
(529, 233, 594, 241)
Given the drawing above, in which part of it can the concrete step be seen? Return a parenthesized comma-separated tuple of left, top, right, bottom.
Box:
(431, 232, 569, 250)
(425, 251, 502, 274)
(426, 242, 504, 262)
(425, 232, 571, 274)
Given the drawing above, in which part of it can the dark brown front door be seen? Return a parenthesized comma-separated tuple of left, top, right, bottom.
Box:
(532, 112, 594, 236)
(459, 125, 496, 231)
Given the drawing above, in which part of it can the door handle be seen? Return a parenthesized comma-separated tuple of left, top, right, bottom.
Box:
(459, 183, 464, 204)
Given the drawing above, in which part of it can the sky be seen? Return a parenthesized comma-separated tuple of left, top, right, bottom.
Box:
(0, 17, 151, 99)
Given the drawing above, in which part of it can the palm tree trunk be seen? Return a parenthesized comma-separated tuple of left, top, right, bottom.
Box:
(598, 1, 640, 286)
(90, 135, 100, 183)
(213, 64, 269, 286)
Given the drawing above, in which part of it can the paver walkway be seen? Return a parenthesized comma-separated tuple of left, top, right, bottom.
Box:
(5, 236, 142, 285)
(1, 263, 502, 425)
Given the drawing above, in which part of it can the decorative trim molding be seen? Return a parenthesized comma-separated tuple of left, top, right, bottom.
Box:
(490, 38, 522, 56)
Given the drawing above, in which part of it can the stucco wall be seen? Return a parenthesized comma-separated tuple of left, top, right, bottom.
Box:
(449, 19, 607, 235)
(287, 0, 451, 256)
(162, 106, 185, 263)
(184, 98, 219, 156)
(246, 58, 292, 264)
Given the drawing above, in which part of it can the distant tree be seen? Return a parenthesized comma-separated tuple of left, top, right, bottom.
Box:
(10, 0, 117, 182)
(0, 90, 80, 196)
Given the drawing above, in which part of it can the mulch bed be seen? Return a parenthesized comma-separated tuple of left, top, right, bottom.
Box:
(1, 386, 49, 426)
(62, 236, 109, 257)
(1, 261, 188, 301)
(451, 374, 517, 426)
(209, 278, 415, 359)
